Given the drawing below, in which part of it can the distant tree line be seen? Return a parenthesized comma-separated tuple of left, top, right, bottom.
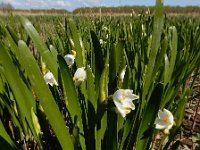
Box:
(1, 3, 200, 16)
(0, 2, 70, 15)
(73, 6, 200, 15)
(0, 2, 14, 10)
(14, 9, 70, 14)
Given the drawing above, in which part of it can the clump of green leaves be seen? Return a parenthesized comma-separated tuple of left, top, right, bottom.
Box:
(0, 0, 200, 149)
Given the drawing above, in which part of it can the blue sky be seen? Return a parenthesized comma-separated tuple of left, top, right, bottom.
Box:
(2, 0, 200, 11)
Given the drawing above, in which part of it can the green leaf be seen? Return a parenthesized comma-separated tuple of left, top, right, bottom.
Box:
(136, 83, 163, 150)
(96, 111, 107, 150)
(57, 55, 82, 123)
(0, 119, 17, 150)
(80, 66, 96, 149)
(86, 66, 96, 110)
(49, 45, 58, 65)
(163, 89, 190, 150)
(141, 0, 164, 112)
(6, 25, 19, 45)
(20, 16, 58, 80)
(99, 64, 109, 103)
(164, 26, 177, 86)
(67, 18, 85, 67)
(109, 40, 124, 83)
(90, 30, 104, 74)
(152, 35, 168, 78)
(18, 40, 74, 150)
(119, 118, 133, 150)
(0, 43, 39, 147)
(106, 110, 117, 150)
(57, 55, 86, 149)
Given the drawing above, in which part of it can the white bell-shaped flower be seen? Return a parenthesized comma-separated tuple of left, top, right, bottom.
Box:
(64, 54, 75, 67)
(154, 109, 174, 132)
(73, 67, 86, 84)
(113, 89, 139, 118)
(43, 71, 58, 86)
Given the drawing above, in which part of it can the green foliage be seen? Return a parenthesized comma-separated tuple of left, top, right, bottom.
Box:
(0, 0, 200, 149)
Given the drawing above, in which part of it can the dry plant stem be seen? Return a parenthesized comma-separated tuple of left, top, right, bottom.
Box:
(158, 134, 167, 150)
(192, 99, 200, 131)
(151, 133, 157, 149)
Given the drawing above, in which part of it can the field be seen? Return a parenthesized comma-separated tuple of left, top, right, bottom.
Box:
(0, 2, 200, 150)
(1, 5, 200, 16)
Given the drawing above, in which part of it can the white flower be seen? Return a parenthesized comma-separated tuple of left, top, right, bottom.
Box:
(154, 109, 174, 132)
(64, 54, 75, 67)
(99, 39, 103, 45)
(43, 72, 58, 86)
(113, 89, 139, 118)
(73, 67, 86, 84)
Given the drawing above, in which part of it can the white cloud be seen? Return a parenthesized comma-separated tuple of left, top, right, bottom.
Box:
(67, 0, 101, 11)
(1, 0, 103, 11)
(47, 0, 72, 9)
(2, 0, 72, 10)
(2, 0, 22, 8)
(76, 0, 101, 7)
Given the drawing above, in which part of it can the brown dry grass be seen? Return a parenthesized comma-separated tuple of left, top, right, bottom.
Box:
(1, 9, 200, 17)
(0, 9, 69, 16)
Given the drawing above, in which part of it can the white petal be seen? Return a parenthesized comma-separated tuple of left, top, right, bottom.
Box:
(155, 124, 166, 130)
(155, 119, 169, 127)
(64, 54, 75, 67)
(163, 109, 173, 118)
(155, 109, 174, 130)
(169, 115, 174, 124)
(121, 100, 135, 110)
(155, 118, 169, 129)
(154, 117, 160, 124)
(113, 89, 139, 102)
(114, 101, 128, 118)
(114, 103, 126, 117)
(113, 89, 123, 101)
(113, 89, 139, 117)
(114, 97, 133, 118)
(124, 90, 139, 100)
(158, 110, 168, 119)
(167, 124, 173, 130)
(74, 67, 86, 82)
(43, 72, 58, 86)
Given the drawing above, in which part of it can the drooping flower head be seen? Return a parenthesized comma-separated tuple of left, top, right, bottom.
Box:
(43, 71, 58, 86)
(73, 67, 86, 84)
(154, 108, 174, 134)
(64, 54, 75, 67)
(113, 89, 139, 118)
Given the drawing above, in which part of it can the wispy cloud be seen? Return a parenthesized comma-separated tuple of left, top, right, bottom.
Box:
(67, 0, 101, 10)
(2, 0, 73, 10)
(76, 0, 100, 7)
(2, 0, 102, 11)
